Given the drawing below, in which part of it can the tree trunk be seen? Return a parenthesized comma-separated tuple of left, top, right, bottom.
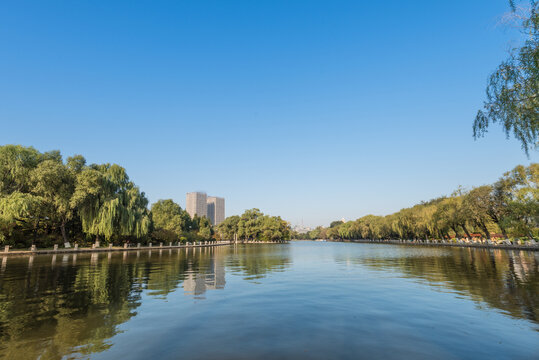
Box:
(32, 218, 39, 245)
(450, 226, 460, 239)
(60, 220, 68, 243)
(480, 222, 491, 239)
(490, 215, 509, 239)
(461, 224, 472, 238)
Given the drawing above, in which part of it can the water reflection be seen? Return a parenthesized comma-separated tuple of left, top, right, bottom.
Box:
(335, 245, 539, 324)
(227, 243, 292, 280)
(1, 243, 537, 359)
(183, 247, 226, 298)
(0, 244, 291, 359)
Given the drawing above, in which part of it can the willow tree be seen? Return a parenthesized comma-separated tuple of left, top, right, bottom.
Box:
(474, 1, 539, 155)
(30, 160, 75, 242)
(71, 164, 151, 242)
(434, 194, 473, 239)
(500, 163, 539, 237)
(0, 145, 42, 194)
(463, 187, 495, 239)
(0, 192, 45, 244)
(413, 203, 438, 240)
(363, 215, 387, 239)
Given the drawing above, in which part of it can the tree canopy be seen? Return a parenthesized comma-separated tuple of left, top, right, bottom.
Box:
(474, 1, 539, 155)
(217, 209, 290, 241)
(294, 164, 539, 241)
(0, 145, 227, 247)
(0, 145, 151, 246)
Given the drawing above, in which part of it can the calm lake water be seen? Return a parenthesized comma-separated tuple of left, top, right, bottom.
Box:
(0, 241, 538, 359)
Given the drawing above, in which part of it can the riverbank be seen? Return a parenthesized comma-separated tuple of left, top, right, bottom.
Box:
(1, 240, 288, 257)
(326, 239, 539, 251)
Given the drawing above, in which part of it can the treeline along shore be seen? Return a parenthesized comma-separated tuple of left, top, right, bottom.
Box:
(2, 145, 536, 251)
(0, 145, 291, 249)
(294, 164, 538, 246)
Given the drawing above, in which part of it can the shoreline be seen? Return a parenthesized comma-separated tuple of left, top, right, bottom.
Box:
(1, 240, 287, 257)
(325, 239, 539, 251)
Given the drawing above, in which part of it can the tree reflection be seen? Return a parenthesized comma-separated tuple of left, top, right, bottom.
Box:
(226, 244, 292, 280)
(338, 247, 539, 324)
(0, 254, 140, 359)
(0, 244, 291, 359)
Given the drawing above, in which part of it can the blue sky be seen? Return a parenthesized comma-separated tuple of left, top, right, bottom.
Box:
(0, 0, 536, 227)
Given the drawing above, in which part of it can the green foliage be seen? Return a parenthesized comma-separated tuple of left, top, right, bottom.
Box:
(71, 164, 151, 241)
(330, 220, 344, 228)
(31, 159, 76, 241)
(151, 199, 190, 235)
(500, 163, 539, 236)
(217, 209, 290, 241)
(0, 145, 42, 194)
(218, 215, 240, 240)
(0, 145, 151, 246)
(149, 199, 216, 242)
(196, 216, 214, 240)
(294, 164, 538, 241)
(0, 192, 45, 243)
(474, 1, 539, 155)
(66, 154, 86, 173)
(0, 145, 290, 246)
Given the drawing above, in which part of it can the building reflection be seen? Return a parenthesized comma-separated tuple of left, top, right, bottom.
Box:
(183, 246, 227, 297)
(0, 244, 291, 359)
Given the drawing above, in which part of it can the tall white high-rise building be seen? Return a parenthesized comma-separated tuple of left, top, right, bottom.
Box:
(186, 192, 207, 218)
(207, 196, 225, 226)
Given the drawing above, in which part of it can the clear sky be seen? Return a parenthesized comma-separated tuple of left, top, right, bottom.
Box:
(0, 0, 537, 227)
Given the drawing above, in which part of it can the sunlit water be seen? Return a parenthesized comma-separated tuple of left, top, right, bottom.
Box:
(0, 241, 538, 359)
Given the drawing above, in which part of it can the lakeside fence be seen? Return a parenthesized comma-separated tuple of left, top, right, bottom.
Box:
(1, 239, 289, 256)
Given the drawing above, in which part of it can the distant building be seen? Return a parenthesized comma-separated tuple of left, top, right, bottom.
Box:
(207, 196, 225, 226)
(292, 219, 311, 234)
(292, 224, 312, 234)
(186, 192, 207, 218)
(186, 192, 225, 226)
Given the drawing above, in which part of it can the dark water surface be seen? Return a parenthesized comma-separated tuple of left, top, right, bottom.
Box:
(0, 241, 538, 359)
